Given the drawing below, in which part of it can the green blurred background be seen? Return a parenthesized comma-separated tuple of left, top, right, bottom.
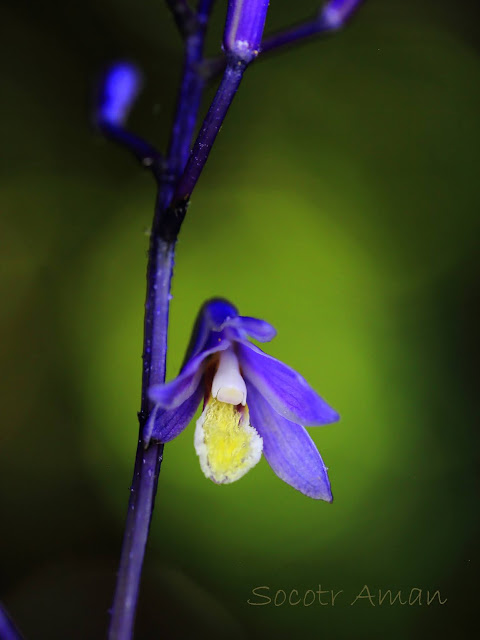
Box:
(1, 0, 479, 638)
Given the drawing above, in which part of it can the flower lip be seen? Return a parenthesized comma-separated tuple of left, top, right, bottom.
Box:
(194, 399, 263, 484)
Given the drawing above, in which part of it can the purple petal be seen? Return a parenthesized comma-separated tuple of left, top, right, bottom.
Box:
(229, 316, 277, 342)
(237, 341, 339, 425)
(247, 384, 333, 501)
(181, 298, 239, 366)
(149, 340, 229, 410)
(144, 382, 203, 445)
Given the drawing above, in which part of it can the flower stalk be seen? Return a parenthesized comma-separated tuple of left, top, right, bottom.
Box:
(170, 61, 246, 207)
(262, 0, 364, 54)
(165, 0, 197, 37)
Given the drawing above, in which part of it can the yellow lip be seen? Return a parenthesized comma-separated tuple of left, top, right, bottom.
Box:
(194, 397, 263, 484)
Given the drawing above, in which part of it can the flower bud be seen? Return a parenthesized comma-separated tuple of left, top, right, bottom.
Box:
(319, 0, 363, 30)
(98, 62, 142, 126)
(223, 0, 270, 64)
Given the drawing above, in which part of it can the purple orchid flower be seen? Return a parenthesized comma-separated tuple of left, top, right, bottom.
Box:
(147, 299, 339, 501)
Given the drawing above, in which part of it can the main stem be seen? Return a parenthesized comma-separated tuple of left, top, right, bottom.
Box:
(107, 12, 210, 639)
(108, 230, 174, 640)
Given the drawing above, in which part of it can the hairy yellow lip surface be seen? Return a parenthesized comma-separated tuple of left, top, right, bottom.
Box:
(194, 398, 263, 484)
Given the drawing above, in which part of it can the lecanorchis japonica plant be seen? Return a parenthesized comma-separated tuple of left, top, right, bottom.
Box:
(97, 2, 365, 640)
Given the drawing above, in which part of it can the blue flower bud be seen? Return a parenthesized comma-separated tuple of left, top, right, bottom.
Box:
(98, 62, 142, 126)
(319, 0, 364, 30)
(223, 0, 270, 64)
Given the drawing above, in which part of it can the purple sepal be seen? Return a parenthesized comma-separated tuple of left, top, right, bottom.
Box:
(229, 315, 277, 342)
(247, 384, 333, 501)
(181, 298, 239, 366)
(223, 0, 271, 63)
(145, 382, 203, 445)
(98, 62, 142, 126)
(149, 340, 229, 409)
(237, 341, 339, 426)
(204, 297, 239, 329)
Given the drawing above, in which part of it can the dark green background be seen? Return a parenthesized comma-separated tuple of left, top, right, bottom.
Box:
(1, 0, 478, 638)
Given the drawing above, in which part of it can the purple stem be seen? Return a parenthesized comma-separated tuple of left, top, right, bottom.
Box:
(262, 0, 364, 54)
(197, 0, 216, 24)
(107, 4, 214, 639)
(168, 2, 215, 175)
(107, 235, 173, 640)
(260, 15, 334, 54)
(171, 60, 247, 207)
(98, 121, 164, 174)
(0, 603, 23, 640)
(204, 0, 364, 81)
(166, 0, 197, 37)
